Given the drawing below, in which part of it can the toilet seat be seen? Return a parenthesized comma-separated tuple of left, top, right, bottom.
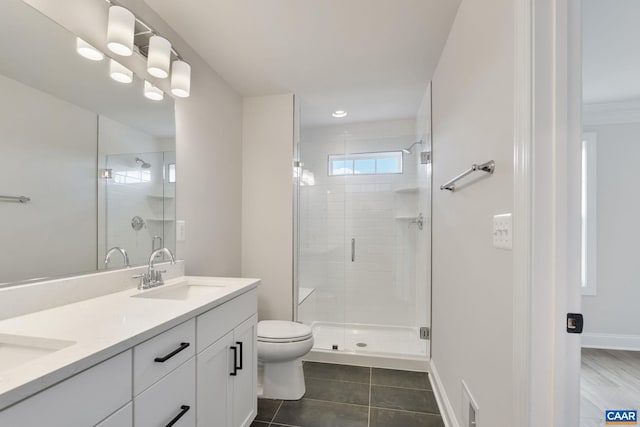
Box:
(258, 320, 313, 343)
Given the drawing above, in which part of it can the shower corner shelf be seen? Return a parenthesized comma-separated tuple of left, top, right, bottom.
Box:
(394, 187, 419, 194)
(146, 194, 175, 200)
(298, 287, 315, 305)
(394, 215, 419, 220)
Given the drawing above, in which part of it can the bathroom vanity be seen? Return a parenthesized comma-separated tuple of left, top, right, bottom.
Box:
(0, 268, 258, 427)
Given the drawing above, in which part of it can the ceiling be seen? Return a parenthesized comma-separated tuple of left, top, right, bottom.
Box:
(583, 0, 640, 105)
(143, 0, 461, 127)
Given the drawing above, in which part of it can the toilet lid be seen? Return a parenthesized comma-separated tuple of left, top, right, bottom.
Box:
(258, 320, 313, 343)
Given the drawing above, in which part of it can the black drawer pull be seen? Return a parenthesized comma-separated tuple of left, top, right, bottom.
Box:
(235, 341, 243, 371)
(166, 405, 190, 427)
(230, 346, 238, 376)
(154, 342, 190, 363)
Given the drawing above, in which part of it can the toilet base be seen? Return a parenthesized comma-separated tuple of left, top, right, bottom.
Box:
(259, 357, 306, 400)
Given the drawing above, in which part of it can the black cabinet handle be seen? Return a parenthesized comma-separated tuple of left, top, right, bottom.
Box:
(154, 342, 190, 363)
(165, 405, 190, 427)
(230, 346, 238, 376)
(235, 341, 243, 371)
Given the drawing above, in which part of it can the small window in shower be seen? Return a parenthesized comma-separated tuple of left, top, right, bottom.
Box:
(168, 163, 176, 183)
(328, 151, 403, 176)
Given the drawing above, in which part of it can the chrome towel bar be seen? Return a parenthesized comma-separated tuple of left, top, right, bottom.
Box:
(0, 195, 30, 203)
(440, 160, 495, 192)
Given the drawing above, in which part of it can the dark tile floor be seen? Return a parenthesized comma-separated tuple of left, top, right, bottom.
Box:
(251, 362, 444, 427)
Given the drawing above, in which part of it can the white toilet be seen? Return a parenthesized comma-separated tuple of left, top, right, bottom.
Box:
(257, 320, 314, 400)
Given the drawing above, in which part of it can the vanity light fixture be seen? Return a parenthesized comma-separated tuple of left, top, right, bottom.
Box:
(171, 60, 191, 98)
(147, 35, 171, 78)
(144, 80, 164, 101)
(103, 1, 192, 97)
(109, 59, 133, 83)
(107, 5, 135, 56)
(76, 38, 104, 61)
(332, 110, 348, 118)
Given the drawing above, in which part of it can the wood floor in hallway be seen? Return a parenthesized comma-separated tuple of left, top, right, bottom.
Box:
(581, 348, 640, 427)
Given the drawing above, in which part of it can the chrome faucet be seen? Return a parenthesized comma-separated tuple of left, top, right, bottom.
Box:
(104, 246, 130, 268)
(135, 247, 176, 290)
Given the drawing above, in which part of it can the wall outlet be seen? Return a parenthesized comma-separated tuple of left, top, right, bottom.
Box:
(176, 220, 186, 241)
(461, 381, 479, 427)
(492, 213, 512, 250)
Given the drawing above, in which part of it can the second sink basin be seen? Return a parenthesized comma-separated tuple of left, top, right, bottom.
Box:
(132, 282, 225, 301)
(0, 334, 75, 373)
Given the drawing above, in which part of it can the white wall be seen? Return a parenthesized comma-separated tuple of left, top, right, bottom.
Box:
(297, 119, 422, 329)
(0, 73, 97, 283)
(581, 120, 640, 348)
(24, 0, 244, 277)
(242, 94, 294, 321)
(430, 0, 515, 425)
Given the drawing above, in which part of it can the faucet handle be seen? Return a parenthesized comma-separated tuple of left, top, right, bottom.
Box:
(155, 270, 166, 284)
(132, 272, 151, 289)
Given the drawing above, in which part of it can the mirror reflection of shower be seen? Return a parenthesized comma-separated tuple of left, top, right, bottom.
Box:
(102, 150, 176, 268)
(135, 157, 151, 168)
(401, 140, 424, 154)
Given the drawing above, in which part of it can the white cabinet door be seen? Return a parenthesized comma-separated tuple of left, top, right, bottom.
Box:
(96, 403, 132, 427)
(196, 331, 234, 427)
(134, 357, 196, 427)
(232, 315, 257, 427)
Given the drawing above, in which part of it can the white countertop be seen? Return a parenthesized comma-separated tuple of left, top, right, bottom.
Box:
(0, 275, 259, 410)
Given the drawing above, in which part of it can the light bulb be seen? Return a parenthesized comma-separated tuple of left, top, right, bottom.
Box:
(171, 60, 191, 98)
(107, 6, 135, 56)
(109, 59, 133, 83)
(147, 35, 171, 78)
(76, 38, 104, 61)
(144, 81, 164, 101)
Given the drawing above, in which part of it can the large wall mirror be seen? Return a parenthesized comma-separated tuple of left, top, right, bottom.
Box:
(0, 0, 176, 285)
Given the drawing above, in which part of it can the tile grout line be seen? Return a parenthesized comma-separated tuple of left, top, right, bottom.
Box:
(305, 376, 371, 386)
(370, 383, 433, 392)
(269, 400, 284, 425)
(369, 405, 443, 417)
(368, 367, 372, 427)
(302, 397, 369, 409)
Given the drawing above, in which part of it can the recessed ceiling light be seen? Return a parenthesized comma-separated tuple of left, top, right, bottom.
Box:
(332, 110, 347, 118)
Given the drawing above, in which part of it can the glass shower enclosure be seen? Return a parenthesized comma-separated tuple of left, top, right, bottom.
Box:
(295, 115, 432, 362)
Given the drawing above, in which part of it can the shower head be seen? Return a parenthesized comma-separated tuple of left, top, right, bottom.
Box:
(135, 157, 151, 168)
(401, 140, 423, 154)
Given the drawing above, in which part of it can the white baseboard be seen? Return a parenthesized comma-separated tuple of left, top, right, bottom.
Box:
(429, 360, 459, 427)
(582, 333, 640, 351)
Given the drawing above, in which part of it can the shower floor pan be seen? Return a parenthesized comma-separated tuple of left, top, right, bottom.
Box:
(309, 321, 427, 358)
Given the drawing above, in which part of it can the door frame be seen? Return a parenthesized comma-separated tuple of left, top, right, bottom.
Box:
(513, 0, 582, 426)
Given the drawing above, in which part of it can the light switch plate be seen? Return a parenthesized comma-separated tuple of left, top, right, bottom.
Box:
(176, 220, 186, 241)
(493, 213, 512, 250)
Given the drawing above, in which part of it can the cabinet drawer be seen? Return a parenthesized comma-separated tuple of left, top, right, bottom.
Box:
(197, 289, 257, 352)
(0, 350, 132, 427)
(96, 402, 132, 427)
(134, 357, 196, 427)
(134, 318, 195, 395)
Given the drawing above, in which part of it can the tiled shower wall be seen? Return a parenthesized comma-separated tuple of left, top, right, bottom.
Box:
(298, 119, 425, 328)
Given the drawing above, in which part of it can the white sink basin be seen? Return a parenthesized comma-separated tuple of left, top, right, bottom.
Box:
(0, 334, 75, 372)
(132, 282, 226, 301)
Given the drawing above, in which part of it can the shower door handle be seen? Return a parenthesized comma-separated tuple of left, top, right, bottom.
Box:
(351, 238, 355, 262)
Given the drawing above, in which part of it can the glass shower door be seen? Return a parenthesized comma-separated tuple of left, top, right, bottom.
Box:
(342, 135, 425, 356)
(297, 130, 347, 351)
